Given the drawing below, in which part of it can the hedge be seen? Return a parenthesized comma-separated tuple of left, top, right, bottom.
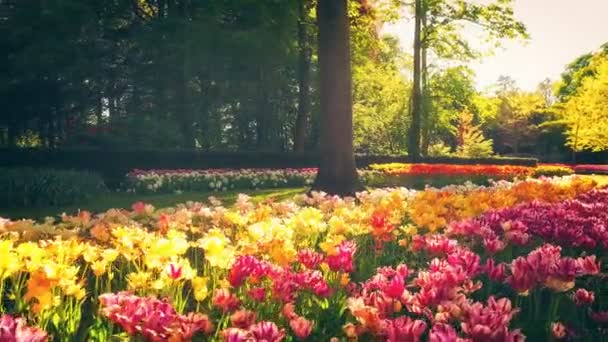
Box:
(0, 168, 108, 208)
(0, 148, 538, 185)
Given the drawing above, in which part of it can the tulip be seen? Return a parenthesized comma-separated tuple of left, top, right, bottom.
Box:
(572, 288, 595, 306)
(230, 310, 257, 330)
(289, 317, 314, 339)
(250, 321, 285, 342)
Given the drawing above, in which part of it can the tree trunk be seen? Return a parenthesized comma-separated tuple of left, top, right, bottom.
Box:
(294, 0, 312, 152)
(256, 68, 272, 150)
(108, 95, 117, 128)
(158, 0, 166, 18)
(7, 122, 16, 147)
(96, 95, 103, 135)
(48, 115, 57, 148)
(177, 0, 195, 148)
(420, 4, 430, 155)
(408, 0, 423, 160)
(311, 0, 363, 196)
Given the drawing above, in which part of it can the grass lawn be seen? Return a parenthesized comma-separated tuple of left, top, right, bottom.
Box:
(0, 187, 307, 220)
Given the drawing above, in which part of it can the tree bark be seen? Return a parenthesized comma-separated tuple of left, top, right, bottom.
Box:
(256, 67, 275, 150)
(177, 0, 195, 148)
(408, 0, 423, 160)
(311, 0, 364, 196)
(7, 121, 16, 147)
(294, 0, 312, 152)
(96, 95, 103, 135)
(108, 95, 117, 128)
(158, 0, 166, 18)
(420, 3, 430, 155)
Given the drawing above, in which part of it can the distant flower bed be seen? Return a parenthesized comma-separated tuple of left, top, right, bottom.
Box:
(370, 163, 533, 178)
(0, 176, 604, 341)
(533, 164, 575, 177)
(127, 168, 319, 193)
(573, 164, 608, 174)
(126, 164, 588, 194)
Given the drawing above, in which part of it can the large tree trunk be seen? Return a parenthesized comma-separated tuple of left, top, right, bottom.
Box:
(294, 0, 312, 152)
(408, 0, 423, 160)
(311, 0, 363, 196)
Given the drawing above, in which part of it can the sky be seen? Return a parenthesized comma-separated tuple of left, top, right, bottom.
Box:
(384, 0, 608, 91)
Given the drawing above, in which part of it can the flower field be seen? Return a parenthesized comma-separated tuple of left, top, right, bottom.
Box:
(0, 176, 607, 341)
(126, 163, 579, 194)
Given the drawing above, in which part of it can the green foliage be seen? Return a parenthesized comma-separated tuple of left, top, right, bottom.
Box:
(0, 168, 108, 208)
(455, 110, 494, 158)
(352, 48, 411, 154)
(1, 0, 411, 154)
(421, 0, 529, 60)
(556, 43, 608, 100)
(15, 130, 43, 148)
(427, 141, 453, 157)
(560, 58, 608, 152)
(425, 66, 478, 150)
(479, 81, 560, 156)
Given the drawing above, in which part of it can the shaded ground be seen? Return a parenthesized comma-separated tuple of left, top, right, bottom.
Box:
(0, 187, 306, 220)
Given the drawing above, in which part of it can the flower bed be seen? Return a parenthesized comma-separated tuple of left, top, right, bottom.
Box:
(370, 162, 533, 177)
(0, 176, 605, 341)
(126, 164, 570, 194)
(126, 168, 319, 193)
(573, 164, 608, 174)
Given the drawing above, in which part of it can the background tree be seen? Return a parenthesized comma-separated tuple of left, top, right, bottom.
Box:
(0, 0, 402, 154)
(424, 66, 477, 151)
(559, 58, 608, 154)
(556, 43, 608, 100)
(294, 0, 314, 152)
(455, 109, 493, 157)
(406, 0, 528, 158)
(312, 0, 363, 195)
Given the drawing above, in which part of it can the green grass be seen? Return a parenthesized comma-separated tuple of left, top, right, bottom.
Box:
(0, 187, 307, 220)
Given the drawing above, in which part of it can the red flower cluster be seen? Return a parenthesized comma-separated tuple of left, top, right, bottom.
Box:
(227, 254, 334, 305)
(507, 244, 599, 293)
(98, 292, 213, 341)
(345, 249, 523, 341)
(573, 164, 608, 174)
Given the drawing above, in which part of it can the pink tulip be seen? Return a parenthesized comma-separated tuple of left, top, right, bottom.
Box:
(212, 289, 241, 313)
(429, 323, 458, 342)
(289, 316, 314, 339)
(326, 240, 357, 273)
(572, 288, 595, 306)
(230, 310, 256, 329)
(0, 315, 48, 342)
(297, 249, 324, 269)
(250, 321, 285, 342)
(551, 322, 567, 339)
